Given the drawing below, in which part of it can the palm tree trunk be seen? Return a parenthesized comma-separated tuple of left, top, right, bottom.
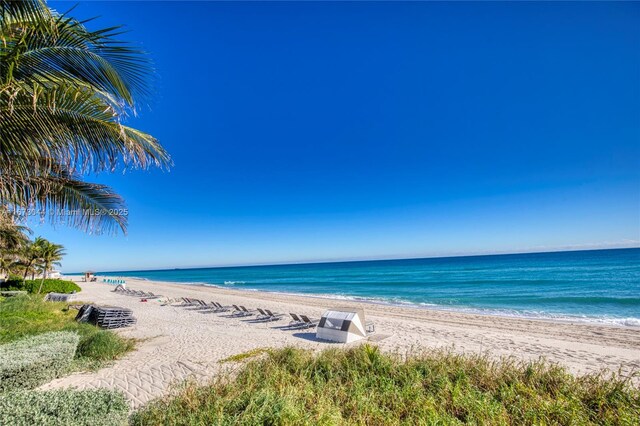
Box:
(38, 262, 49, 294)
(23, 262, 31, 279)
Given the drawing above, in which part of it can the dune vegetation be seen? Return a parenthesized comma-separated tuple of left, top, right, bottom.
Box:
(0, 295, 134, 367)
(133, 344, 640, 426)
(0, 388, 129, 426)
(0, 295, 135, 425)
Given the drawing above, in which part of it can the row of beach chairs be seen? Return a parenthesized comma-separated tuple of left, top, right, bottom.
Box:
(177, 297, 319, 329)
(112, 287, 319, 329)
(113, 285, 161, 299)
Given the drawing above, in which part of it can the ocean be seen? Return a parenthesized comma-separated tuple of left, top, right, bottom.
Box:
(96, 248, 640, 327)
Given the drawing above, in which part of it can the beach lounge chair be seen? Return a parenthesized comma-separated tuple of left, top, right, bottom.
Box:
(198, 300, 217, 309)
(204, 301, 225, 312)
(214, 302, 231, 312)
(230, 305, 248, 316)
(289, 313, 305, 327)
(192, 299, 209, 308)
(265, 309, 284, 321)
(180, 298, 199, 306)
(44, 292, 76, 302)
(300, 315, 318, 329)
(200, 301, 219, 309)
(239, 306, 256, 316)
(256, 308, 270, 320)
(183, 299, 207, 308)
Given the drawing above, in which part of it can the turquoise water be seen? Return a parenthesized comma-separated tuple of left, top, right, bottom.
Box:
(96, 249, 640, 326)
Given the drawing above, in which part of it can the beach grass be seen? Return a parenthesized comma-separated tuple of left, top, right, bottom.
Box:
(132, 344, 639, 425)
(0, 295, 134, 369)
(220, 347, 269, 363)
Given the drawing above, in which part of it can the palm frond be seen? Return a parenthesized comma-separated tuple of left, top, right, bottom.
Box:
(0, 1, 169, 235)
(0, 206, 31, 251)
(2, 160, 129, 234)
(1, 1, 151, 106)
(0, 1, 50, 26)
(0, 85, 171, 173)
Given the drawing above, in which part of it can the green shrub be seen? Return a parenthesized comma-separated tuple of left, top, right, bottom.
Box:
(0, 278, 80, 294)
(0, 331, 79, 391)
(0, 295, 135, 371)
(133, 345, 640, 425)
(23, 279, 81, 294)
(76, 329, 135, 361)
(0, 389, 128, 426)
(0, 274, 25, 291)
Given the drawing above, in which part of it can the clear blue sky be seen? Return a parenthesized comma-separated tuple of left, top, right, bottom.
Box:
(40, 1, 639, 272)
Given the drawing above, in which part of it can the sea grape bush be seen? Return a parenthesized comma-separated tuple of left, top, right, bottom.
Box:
(0, 274, 24, 291)
(0, 278, 81, 294)
(24, 279, 81, 294)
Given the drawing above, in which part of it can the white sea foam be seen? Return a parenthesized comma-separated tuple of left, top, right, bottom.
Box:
(110, 275, 640, 328)
(244, 290, 640, 328)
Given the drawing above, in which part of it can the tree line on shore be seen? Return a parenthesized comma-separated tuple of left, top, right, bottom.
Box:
(0, 213, 64, 282)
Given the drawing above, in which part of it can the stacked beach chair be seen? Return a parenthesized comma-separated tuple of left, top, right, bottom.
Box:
(44, 292, 77, 302)
(76, 304, 137, 329)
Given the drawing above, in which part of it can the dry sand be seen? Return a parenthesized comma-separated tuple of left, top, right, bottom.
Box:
(41, 277, 640, 408)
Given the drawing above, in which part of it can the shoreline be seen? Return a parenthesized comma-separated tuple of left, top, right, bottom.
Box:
(83, 276, 640, 354)
(80, 274, 640, 329)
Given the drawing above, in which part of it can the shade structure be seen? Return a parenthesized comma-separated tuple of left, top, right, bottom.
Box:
(316, 308, 367, 343)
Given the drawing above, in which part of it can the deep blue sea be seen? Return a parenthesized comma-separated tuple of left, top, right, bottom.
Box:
(95, 249, 640, 326)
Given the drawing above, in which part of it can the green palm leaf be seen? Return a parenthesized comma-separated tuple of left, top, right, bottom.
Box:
(0, 0, 171, 234)
(0, 85, 170, 173)
(1, 160, 128, 235)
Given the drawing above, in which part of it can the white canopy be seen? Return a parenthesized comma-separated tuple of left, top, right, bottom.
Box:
(316, 308, 367, 343)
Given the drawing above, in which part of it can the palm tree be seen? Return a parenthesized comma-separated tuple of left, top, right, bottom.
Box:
(0, 0, 171, 234)
(0, 254, 13, 277)
(36, 239, 65, 293)
(0, 207, 31, 255)
(21, 237, 45, 280)
(14, 261, 37, 281)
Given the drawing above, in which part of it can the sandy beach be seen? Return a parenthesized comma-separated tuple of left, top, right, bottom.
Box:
(41, 277, 640, 408)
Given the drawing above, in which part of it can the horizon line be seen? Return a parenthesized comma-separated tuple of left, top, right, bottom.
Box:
(66, 245, 639, 275)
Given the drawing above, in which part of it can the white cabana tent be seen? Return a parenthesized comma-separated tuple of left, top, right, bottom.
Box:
(316, 308, 370, 343)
